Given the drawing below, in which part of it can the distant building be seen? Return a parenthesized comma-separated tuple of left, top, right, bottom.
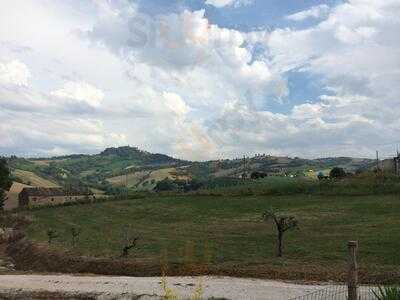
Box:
(18, 187, 94, 208)
(5, 182, 31, 211)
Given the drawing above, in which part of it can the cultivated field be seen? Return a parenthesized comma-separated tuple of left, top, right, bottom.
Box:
(12, 169, 59, 188)
(22, 192, 400, 281)
(107, 167, 191, 190)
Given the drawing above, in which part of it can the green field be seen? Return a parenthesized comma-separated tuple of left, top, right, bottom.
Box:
(22, 192, 400, 280)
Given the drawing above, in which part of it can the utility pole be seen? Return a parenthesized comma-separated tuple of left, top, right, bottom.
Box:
(376, 150, 380, 172)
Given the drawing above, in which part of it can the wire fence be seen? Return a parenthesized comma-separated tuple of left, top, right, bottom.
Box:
(289, 285, 347, 300)
(290, 285, 381, 300)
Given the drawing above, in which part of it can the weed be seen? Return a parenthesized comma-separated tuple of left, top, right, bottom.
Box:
(372, 286, 400, 300)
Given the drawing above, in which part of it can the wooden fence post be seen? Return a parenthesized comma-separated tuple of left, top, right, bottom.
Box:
(347, 241, 358, 300)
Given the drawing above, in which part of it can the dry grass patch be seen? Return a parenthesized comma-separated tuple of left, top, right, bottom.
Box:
(12, 169, 59, 187)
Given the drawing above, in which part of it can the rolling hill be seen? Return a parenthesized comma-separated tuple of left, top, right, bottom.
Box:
(5, 146, 376, 193)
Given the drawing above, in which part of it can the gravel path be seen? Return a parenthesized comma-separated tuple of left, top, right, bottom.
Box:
(0, 275, 334, 299)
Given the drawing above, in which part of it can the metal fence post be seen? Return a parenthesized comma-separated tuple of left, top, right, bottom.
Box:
(348, 241, 358, 300)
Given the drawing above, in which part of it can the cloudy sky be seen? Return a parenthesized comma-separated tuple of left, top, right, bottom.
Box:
(0, 0, 399, 160)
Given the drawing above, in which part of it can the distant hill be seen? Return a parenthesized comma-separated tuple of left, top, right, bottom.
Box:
(99, 146, 182, 165)
(6, 146, 189, 193)
(5, 146, 376, 193)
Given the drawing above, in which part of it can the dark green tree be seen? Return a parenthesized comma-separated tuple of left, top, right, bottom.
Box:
(0, 158, 11, 211)
(154, 178, 178, 192)
(317, 171, 328, 181)
(329, 167, 346, 179)
(0, 189, 6, 211)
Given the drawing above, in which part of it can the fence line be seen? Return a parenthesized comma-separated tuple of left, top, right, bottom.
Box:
(291, 285, 381, 300)
(289, 285, 347, 300)
(291, 241, 387, 300)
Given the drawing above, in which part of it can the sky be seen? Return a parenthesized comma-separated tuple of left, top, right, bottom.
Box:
(0, 0, 399, 160)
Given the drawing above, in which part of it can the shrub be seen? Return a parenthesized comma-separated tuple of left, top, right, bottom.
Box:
(154, 179, 179, 192)
(329, 167, 346, 179)
(372, 286, 400, 300)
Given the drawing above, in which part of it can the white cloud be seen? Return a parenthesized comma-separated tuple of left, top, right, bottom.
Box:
(0, 0, 399, 159)
(286, 4, 330, 21)
(270, 0, 400, 102)
(205, 0, 253, 8)
(0, 60, 30, 86)
(204, 0, 400, 158)
(52, 81, 104, 107)
(0, 110, 126, 156)
(162, 92, 189, 117)
(86, 7, 280, 110)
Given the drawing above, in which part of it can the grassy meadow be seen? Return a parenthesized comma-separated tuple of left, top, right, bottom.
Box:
(22, 189, 400, 280)
(194, 174, 400, 196)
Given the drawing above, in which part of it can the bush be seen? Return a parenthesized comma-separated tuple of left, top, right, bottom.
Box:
(329, 167, 346, 179)
(154, 179, 179, 192)
(250, 171, 268, 180)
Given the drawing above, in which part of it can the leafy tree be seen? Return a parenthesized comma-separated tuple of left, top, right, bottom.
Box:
(0, 189, 6, 211)
(183, 180, 204, 192)
(263, 208, 299, 257)
(251, 171, 268, 180)
(0, 159, 11, 211)
(317, 172, 324, 180)
(0, 158, 11, 189)
(329, 167, 346, 179)
(154, 178, 178, 192)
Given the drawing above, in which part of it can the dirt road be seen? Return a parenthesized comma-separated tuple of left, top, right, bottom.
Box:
(0, 275, 335, 299)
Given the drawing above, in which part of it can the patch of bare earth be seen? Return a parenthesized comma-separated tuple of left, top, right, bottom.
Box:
(0, 275, 336, 300)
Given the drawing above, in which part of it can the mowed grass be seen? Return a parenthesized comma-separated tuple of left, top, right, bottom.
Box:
(24, 194, 400, 272)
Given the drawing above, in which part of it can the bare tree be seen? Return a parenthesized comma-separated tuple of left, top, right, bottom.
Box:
(70, 227, 81, 247)
(46, 229, 58, 244)
(121, 236, 139, 257)
(263, 208, 299, 257)
(121, 225, 139, 257)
